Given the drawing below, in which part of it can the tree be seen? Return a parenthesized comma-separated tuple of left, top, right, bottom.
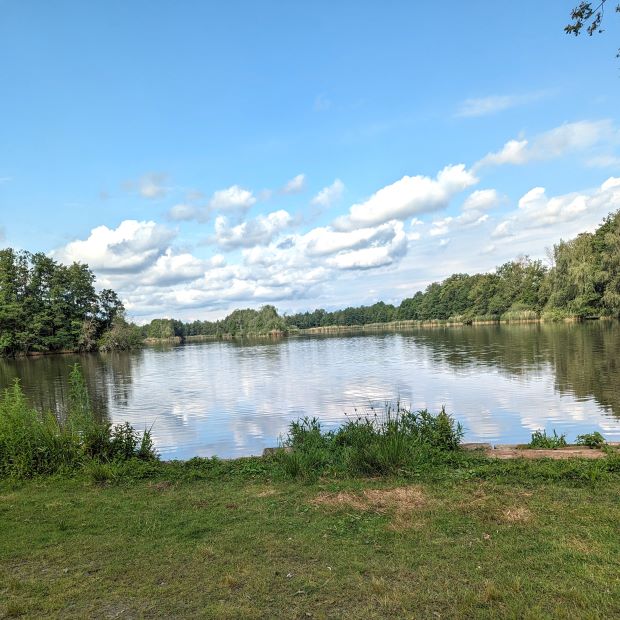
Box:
(566, 2, 620, 58)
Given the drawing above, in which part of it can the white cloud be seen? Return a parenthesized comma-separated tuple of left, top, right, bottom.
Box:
(491, 177, 620, 239)
(462, 189, 502, 211)
(303, 221, 402, 257)
(456, 92, 545, 118)
(209, 185, 256, 211)
(140, 250, 209, 286)
(334, 164, 477, 231)
(214, 210, 292, 250)
(491, 220, 514, 239)
(311, 179, 345, 207)
(282, 174, 306, 194)
(475, 120, 612, 169)
(53, 220, 176, 273)
(165, 185, 256, 222)
(325, 222, 407, 270)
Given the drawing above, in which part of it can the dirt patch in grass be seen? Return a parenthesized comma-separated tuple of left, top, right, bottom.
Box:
(312, 486, 427, 530)
(313, 486, 426, 513)
(255, 487, 278, 498)
(563, 536, 602, 556)
(500, 506, 532, 523)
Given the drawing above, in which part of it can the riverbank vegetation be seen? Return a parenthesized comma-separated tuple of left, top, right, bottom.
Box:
(0, 366, 156, 477)
(0, 249, 142, 356)
(2, 442, 620, 617)
(139, 208, 620, 341)
(2, 375, 620, 616)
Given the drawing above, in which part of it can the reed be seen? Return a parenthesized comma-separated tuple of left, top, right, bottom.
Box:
(0, 365, 157, 477)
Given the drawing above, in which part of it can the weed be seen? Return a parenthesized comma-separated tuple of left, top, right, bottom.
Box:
(278, 403, 464, 478)
(576, 432, 606, 449)
(528, 429, 567, 449)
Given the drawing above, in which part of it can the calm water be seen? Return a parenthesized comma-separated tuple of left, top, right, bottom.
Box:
(1, 322, 620, 459)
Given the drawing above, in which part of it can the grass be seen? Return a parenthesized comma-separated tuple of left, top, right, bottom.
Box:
(3, 400, 620, 617)
(0, 365, 157, 477)
(2, 454, 620, 618)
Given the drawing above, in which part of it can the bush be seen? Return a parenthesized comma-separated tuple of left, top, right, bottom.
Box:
(0, 365, 157, 478)
(279, 403, 464, 478)
(576, 432, 606, 449)
(528, 429, 567, 449)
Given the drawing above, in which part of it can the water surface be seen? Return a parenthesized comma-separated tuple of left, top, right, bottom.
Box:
(1, 322, 620, 459)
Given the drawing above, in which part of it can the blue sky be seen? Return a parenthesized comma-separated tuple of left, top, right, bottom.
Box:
(1, 1, 620, 321)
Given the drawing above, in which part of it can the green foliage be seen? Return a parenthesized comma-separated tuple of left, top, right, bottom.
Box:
(278, 404, 464, 478)
(576, 431, 606, 448)
(0, 248, 130, 356)
(528, 429, 568, 449)
(98, 317, 144, 351)
(0, 367, 157, 477)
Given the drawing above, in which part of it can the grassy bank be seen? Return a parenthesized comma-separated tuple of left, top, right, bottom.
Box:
(3, 387, 620, 617)
(2, 453, 620, 619)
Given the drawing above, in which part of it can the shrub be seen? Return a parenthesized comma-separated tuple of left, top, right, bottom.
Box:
(0, 366, 157, 478)
(279, 403, 464, 478)
(528, 429, 567, 449)
(576, 432, 606, 449)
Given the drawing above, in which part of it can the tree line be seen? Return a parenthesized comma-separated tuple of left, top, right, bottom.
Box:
(143, 208, 620, 337)
(3, 209, 619, 354)
(0, 249, 141, 356)
(284, 210, 620, 328)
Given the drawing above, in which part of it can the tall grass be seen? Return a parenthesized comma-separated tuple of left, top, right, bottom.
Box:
(0, 364, 157, 477)
(277, 403, 464, 478)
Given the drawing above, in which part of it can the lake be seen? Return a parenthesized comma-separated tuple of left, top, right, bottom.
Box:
(1, 321, 620, 459)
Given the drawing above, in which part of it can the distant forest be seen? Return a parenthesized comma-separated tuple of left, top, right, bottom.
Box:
(144, 209, 620, 339)
(2, 209, 619, 355)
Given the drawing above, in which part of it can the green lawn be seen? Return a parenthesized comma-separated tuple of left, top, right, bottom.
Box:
(1, 458, 620, 619)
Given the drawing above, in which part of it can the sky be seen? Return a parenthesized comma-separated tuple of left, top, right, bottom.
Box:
(1, 1, 620, 323)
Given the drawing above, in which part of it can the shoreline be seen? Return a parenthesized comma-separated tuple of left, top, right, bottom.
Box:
(4, 315, 616, 356)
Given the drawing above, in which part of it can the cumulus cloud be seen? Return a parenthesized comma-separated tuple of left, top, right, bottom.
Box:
(210, 185, 256, 211)
(213, 210, 292, 250)
(325, 223, 407, 270)
(311, 179, 345, 207)
(166, 185, 256, 222)
(456, 92, 545, 118)
(462, 189, 502, 211)
(491, 177, 620, 239)
(282, 174, 306, 194)
(53, 220, 176, 273)
(334, 164, 477, 231)
(139, 250, 211, 287)
(475, 120, 612, 170)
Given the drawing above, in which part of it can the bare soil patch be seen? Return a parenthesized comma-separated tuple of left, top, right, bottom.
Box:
(312, 486, 427, 530)
(488, 446, 606, 460)
(500, 506, 532, 523)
